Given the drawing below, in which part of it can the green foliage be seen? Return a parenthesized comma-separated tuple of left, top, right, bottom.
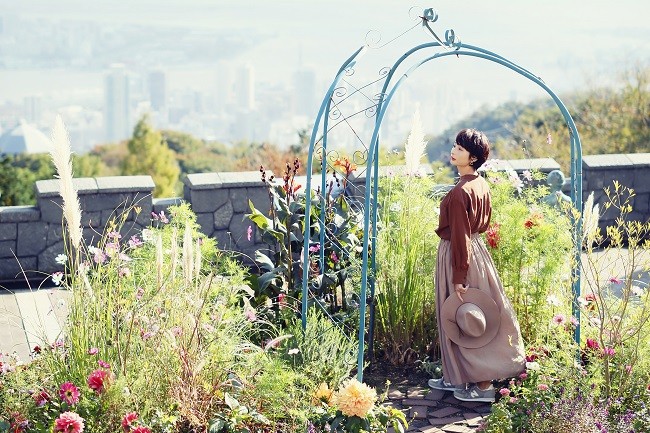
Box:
(480, 178, 650, 432)
(208, 393, 270, 433)
(374, 173, 442, 365)
(162, 129, 232, 174)
(283, 307, 357, 386)
(483, 164, 573, 342)
(0, 153, 54, 205)
(122, 114, 180, 197)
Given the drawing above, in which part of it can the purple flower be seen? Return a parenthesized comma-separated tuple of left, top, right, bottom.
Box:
(309, 244, 320, 253)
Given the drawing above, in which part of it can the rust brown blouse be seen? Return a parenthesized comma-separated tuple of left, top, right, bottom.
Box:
(435, 174, 492, 284)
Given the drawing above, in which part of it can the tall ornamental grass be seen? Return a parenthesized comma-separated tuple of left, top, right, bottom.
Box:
(373, 108, 447, 365)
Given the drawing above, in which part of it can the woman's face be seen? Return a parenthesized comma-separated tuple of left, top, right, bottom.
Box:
(450, 142, 473, 168)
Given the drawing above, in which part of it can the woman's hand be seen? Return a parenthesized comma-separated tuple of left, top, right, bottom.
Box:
(454, 283, 467, 302)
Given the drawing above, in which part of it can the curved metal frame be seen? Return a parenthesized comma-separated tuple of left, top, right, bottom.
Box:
(302, 12, 583, 381)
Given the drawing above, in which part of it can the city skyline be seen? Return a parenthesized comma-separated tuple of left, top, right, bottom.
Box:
(0, 0, 648, 152)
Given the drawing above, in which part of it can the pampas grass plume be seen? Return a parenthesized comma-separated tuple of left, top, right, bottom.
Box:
(404, 106, 427, 177)
(50, 115, 83, 249)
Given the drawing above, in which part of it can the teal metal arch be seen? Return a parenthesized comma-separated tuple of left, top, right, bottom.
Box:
(302, 9, 583, 381)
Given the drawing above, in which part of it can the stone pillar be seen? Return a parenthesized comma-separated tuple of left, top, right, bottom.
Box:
(183, 171, 270, 266)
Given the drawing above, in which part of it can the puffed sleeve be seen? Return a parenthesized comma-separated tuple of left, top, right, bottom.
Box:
(448, 190, 471, 284)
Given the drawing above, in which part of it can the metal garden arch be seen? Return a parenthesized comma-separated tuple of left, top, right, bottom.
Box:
(301, 8, 583, 381)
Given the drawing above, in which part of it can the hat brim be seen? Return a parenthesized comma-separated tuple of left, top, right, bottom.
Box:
(440, 287, 501, 349)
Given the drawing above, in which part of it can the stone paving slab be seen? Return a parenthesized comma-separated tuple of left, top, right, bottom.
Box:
(0, 288, 70, 361)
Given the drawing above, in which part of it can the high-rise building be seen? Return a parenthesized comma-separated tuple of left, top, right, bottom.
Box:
(236, 64, 255, 111)
(23, 95, 42, 124)
(148, 70, 166, 111)
(104, 63, 131, 142)
(293, 67, 317, 117)
(215, 61, 233, 114)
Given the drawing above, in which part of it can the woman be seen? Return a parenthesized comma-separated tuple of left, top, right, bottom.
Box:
(427, 128, 525, 402)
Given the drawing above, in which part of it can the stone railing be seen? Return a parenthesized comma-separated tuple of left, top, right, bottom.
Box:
(0, 154, 648, 283)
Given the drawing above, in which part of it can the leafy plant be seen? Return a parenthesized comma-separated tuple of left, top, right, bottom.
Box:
(246, 158, 363, 317)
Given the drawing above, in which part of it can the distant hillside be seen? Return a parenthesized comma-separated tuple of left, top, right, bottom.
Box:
(426, 65, 649, 171)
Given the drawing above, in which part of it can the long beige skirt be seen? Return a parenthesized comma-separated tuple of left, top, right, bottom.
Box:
(435, 235, 526, 385)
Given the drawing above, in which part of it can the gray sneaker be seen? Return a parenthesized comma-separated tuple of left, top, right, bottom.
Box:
(427, 378, 457, 391)
(453, 385, 495, 403)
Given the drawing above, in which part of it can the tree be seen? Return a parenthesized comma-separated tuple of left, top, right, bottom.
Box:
(122, 115, 180, 197)
(0, 153, 55, 206)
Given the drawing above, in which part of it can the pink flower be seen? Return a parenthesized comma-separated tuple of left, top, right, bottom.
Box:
(59, 382, 80, 405)
(499, 388, 510, 396)
(537, 384, 549, 391)
(119, 267, 131, 278)
(247, 225, 253, 241)
(244, 307, 256, 321)
(54, 411, 85, 433)
(131, 427, 151, 433)
(330, 251, 339, 263)
(625, 365, 632, 374)
(570, 316, 579, 327)
(128, 235, 143, 248)
(121, 412, 138, 432)
(87, 369, 111, 394)
(88, 347, 98, 355)
(608, 277, 623, 284)
(158, 211, 169, 224)
(603, 347, 616, 357)
(136, 287, 145, 300)
(98, 359, 111, 369)
(546, 133, 552, 145)
(552, 314, 566, 325)
(308, 244, 320, 253)
(33, 390, 50, 407)
(519, 372, 528, 380)
(509, 397, 519, 404)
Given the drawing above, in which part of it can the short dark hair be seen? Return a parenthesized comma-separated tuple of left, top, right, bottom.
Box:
(455, 128, 490, 169)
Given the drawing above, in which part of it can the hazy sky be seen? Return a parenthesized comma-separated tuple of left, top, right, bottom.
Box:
(2, 0, 649, 137)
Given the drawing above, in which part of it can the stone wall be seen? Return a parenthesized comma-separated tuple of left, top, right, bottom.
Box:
(0, 155, 648, 283)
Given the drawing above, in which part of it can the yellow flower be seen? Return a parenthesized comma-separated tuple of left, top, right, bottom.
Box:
(332, 378, 377, 418)
(313, 382, 333, 404)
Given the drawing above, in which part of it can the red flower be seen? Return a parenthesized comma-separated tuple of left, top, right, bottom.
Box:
(32, 390, 50, 407)
(59, 382, 80, 405)
(131, 427, 151, 433)
(121, 412, 139, 432)
(32, 345, 42, 354)
(54, 411, 85, 433)
(87, 369, 112, 394)
(333, 157, 358, 175)
(524, 212, 543, 229)
(586, 338, 600, 350)
(485, 223, 501, 248)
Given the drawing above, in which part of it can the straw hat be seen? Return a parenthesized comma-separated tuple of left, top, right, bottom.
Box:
(440, 288, 500, 349)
